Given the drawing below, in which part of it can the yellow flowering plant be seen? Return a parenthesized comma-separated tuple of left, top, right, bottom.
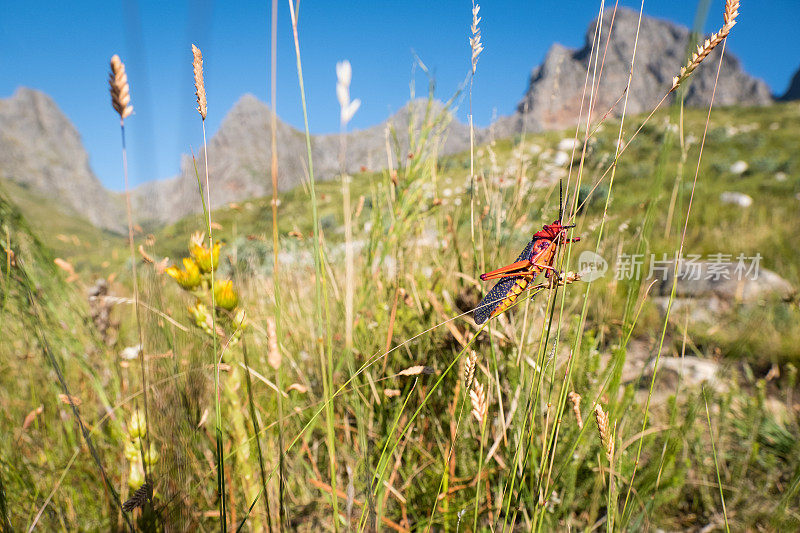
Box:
(165, 231, 245, 346)
(213, 279, 239, 311)
(165, 257, 201, 290)
(189, 231, 220, 274)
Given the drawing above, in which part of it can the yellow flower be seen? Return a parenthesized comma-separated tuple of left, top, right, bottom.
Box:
(166, 257, 201, 290)
(128, 462, 145, 489)
(189, 231, 220, 273)
(128, 409, 147, 439)
(188, 302, 212, 333)
(124, 438, 141, 462)
(213, 279, 239, 311)
(143, 442, 159, 466)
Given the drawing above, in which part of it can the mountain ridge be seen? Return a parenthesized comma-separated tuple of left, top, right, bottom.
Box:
(0, 87, 125, 232)
(0, 7, 780, 229)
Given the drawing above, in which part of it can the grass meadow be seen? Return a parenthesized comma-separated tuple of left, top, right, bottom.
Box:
(2, 1, 800, 531)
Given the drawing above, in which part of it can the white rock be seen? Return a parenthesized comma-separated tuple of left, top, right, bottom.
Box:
(720, 191, 753, 207)
(557, 138, 578, 151)
(553, 151, 570, 166)
(120, 345, 142, 360)
(729, 160, 748, 175)
(646, 356, 721, 389)
(775, 172, 787, 182)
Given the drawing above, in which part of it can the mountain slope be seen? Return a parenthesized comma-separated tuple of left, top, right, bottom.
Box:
(2, 8, 775, 229)
(133, 96, 472, 224)
(494, 7, 772, 137)
(0, 88, 125, 232)
(780, 66, 800, 101)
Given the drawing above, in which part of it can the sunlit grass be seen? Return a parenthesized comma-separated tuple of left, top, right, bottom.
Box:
(1, 1, 800, 530)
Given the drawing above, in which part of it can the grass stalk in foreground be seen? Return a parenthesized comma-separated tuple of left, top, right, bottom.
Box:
(336, 60, 359, 350)
(191, 44, 227, 530)
(287, 1, 340, 527)
(18, 260, 133, 531)
(621, 0, 735, 517)
(703, 387, 730, 532)
(269, 0, 287, 526)
(109, 53, 154, 505)
(471, 381, 488, 531)
(468, 2, 483, 278)
(536, 4, 642, 528)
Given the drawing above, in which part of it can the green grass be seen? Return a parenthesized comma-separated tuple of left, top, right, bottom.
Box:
(2, 93, 800, 531)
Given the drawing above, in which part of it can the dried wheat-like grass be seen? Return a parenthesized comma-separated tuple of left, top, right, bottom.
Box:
(267, 316, 280, 370)
(671, 0, 740, 90)
(122, 481, 153, 512)
(398, 365, 433, 377)
(469, 3, 483, 75)
(463, 350, 477, 390)
(594, 404, 613, 462)
(568, 391, 583, 429)
(470, 381, 487, 424)
(192, 44, 207, 120)
(58, 393, 82, 406)
(109, 55, 133, 121)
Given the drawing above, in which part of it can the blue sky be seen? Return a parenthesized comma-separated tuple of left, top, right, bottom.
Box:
(1, 1, 798, 191)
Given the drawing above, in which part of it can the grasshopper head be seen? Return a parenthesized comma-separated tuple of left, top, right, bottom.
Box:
(535, 220, 576, 241)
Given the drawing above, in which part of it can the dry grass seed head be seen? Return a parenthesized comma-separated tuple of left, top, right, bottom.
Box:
(463, 350, 477, 390)
(122, 481, 153, 512)
(469, 3, 484, 75)
(109, 55, 133, 121)
(470, 381, 487, 425)
(398, 365, 433, 377)
(568, 391, 583, 429)
(192, 44, 207, 120)
(671, 0, 740, 90)
(594, 404, 613, 462)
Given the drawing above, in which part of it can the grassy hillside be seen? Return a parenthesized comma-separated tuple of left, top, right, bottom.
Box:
(0, 179, 125, 271)
(3, 98, 799, 531)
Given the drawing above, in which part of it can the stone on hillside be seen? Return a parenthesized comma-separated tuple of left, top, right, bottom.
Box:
(729, 160, 749, 175)
(720, 191, 753, 207)
(557, 138, 578, 151)
(653, 261, 794, 303)
(644, 356, 722, 390)
(552, 151, 570, 166)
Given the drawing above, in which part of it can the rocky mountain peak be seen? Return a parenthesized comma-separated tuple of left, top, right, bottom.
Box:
(780, 67, 800, 101)
(132, 96, 473, 224)
(1, 8, 779, 229)
(509, 7, 772, 133)
(0, 88, 124, 232)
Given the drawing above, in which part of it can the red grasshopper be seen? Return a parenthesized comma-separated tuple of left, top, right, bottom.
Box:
(474, 220, 580, 325)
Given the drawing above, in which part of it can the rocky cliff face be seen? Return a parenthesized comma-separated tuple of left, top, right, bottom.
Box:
(0, 88, 124, 232)
(133, 95, 473, 223)
(494, 7, 772, 138)
(780, 67, 800, 101)
(2, 8, 777, 229)
(132, 94, 306, 223)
